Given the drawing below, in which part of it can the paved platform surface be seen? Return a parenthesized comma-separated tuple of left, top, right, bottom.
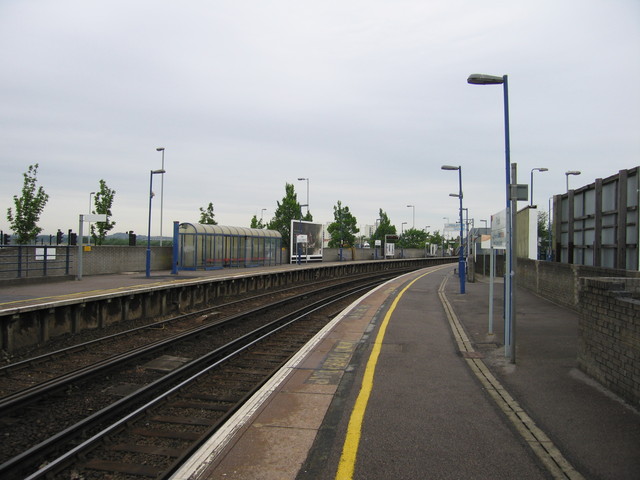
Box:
(0, 265, 302, 309)
(2, 264, 639, 479)
(171, 265, 640, 480)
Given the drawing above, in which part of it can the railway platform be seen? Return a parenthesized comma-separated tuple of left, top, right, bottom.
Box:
(1, 263, 639, 479)
(171, 265, 639, 480)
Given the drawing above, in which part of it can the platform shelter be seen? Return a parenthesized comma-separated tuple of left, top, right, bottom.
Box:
(177, 223, 282, 270)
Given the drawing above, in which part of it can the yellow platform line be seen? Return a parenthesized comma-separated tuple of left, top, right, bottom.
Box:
(334, 267, 443, 480)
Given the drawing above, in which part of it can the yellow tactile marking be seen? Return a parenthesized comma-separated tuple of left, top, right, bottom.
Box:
(438, 274, 585, 480)
(334, 265, 451, 480)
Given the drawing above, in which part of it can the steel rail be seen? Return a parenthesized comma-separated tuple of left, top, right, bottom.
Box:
(1, 276, 390, 479)
(0, 270, 405, 414)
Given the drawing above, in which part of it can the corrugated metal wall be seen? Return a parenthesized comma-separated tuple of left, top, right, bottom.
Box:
(553, 167, 639, 270)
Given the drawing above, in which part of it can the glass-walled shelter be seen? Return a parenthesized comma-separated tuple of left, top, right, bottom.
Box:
(177, 223, 282, 270)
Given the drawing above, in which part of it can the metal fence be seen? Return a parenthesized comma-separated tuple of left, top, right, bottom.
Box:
(0, 245, 73, 280)
(553, 166, 639, 270)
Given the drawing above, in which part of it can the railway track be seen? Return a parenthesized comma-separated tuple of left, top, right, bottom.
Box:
(0, 268, 411, 479)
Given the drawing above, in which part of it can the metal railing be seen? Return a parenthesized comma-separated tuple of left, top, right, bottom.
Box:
(0, 245, 73, 280)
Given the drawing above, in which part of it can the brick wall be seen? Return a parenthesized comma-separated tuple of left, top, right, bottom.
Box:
(516, 259, 639, 406)
(517, 258, 639, 310)
(578, 278, 640, 408)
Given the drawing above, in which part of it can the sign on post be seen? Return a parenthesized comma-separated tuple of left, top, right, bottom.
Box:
(491, 209, 507, 250)
(76, 213, 108, 280)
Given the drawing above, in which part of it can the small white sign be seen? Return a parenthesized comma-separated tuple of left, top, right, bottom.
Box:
(35, 248, 56, 260)
(296, 234, 308, 244)
(385, 243, 395, 257)
(491, 209, 507, 249)
(82, 214, 108, 222)
(480, 234, 492, 250)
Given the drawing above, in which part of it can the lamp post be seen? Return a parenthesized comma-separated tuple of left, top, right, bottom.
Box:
(442, 165, 465, 294)
(406, 204, 415, 229)
(260, 208, 267, 225)
(147, 169, 166, 278)
(88, 191, 95, 245)
(468, 72, 514, 361)
(530, 167, 548, 206)
(298, 177, 309, 215)
(156, 148, 165, 246)
(565, 170, 581, 192)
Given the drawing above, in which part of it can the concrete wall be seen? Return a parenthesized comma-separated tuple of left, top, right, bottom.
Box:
(322, 247, 433, 262)
(516, 206, 538, 260)
(0, 245, 173, 281)
(0, 258, 455, 353)
(80, 246, 172, 275)
(1, 246, 440, 283)
(517, 258, 640, 310)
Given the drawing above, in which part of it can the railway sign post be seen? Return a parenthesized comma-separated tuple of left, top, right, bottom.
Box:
(76, 213, 107, 281)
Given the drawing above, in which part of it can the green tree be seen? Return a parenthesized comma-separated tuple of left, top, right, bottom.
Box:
(91, 179, 116, 245)
(327, 201, 359, 248)
(369, 209, 396, 246)
(398, 228, 427, 249)
(538, 210, 550, 258)
(267, 183, 310, 248)
(6, 164, 49, 244)
(428, 230, 445, 253)
(250, 214, 266, 229)
(199, 202, 217, 225)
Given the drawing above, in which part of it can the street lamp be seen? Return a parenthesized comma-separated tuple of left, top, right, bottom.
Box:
(468, 72, 514, 361)
(565, 170, 581, 192)
(442, 164, 465, 294)
(260, 208, 267, 225)
(156, 148, 165, 246)
(406, 204, 415, 229)
(147, 169, 166, 278)
(298, 177, 309, 215)
(530, 167, 548, 206)
(88, 191, 95, 245)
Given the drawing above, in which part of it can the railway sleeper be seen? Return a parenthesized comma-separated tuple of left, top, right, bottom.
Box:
(168, 400, 233, 412)
(151, 414, 217, 426)
(108, 442, 183, 457)
(82, 458, 163, 477)
(131, 427, 201, 440)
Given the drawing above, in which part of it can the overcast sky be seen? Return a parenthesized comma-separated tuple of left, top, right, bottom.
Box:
(1, 0, 639, 240)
